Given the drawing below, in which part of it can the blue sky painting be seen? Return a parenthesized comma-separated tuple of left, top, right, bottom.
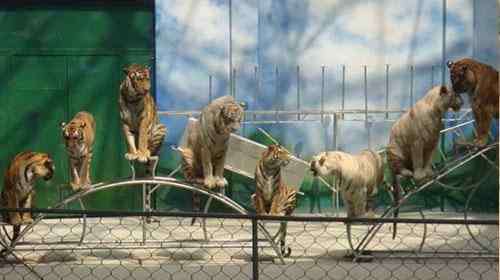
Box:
(155, 0, 497, 157)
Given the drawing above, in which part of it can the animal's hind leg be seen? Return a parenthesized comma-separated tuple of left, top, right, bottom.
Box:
(472, 108, 492, 147)
(81, 154, 92, 189)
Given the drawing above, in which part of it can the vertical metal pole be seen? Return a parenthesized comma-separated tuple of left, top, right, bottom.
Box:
(333, 113, 338, 150)
(254, 66, 258, 121)
(341, 65, 346, 119)
(296, 65, 301, 120)
(363, 65, 368, 122)
(364, 65, 370, 149)
(431, 65, 435, 88)
(275, 65, 279, 113)
(321, 66, 325, 122)
(441, 0, 447, 86)
(233, 68, 237, 100)
(385, 64, 390, 120)
(409, 65, 414, 106)
(252, 216, 259, 280)
(209, 75, 213, 103)
(229, 0, 233, 97)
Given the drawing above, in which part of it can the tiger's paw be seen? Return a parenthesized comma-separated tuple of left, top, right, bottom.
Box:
(81, 183, 92, 191)
(70, 182, 81, 192)
(203, 176, 217, 189)
(400, 169, 413, 178)
(125, 152, 139, 161)
(215, 177, 228, 188)
(10, 217, 22, 226)
(136, 150, 151, 163)
(22, 218, 34, 224)
(473, 138, 488, 148)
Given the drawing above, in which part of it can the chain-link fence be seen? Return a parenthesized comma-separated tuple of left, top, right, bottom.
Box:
(0, 208, 497, 280)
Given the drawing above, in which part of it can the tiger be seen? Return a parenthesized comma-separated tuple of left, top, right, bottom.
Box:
(179, 95, 244, 189)
(252, 145, 297, 216)
(119, 64, 167, 168)
(387, 86, 463, 184)
(310, 150, 383, 218)
(0, 152, 54, 240)
(386, 85, 462, 238)
(447, 58, 499, 147)
(60, 111, 95, 191)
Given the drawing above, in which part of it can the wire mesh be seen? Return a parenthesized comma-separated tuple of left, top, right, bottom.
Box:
(0, 209, 497, 280)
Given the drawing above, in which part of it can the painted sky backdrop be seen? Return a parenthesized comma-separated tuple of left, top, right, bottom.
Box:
(156, 0, 497, 157)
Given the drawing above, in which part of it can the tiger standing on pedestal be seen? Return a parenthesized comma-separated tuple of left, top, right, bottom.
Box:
(0, 152, 55, 240)
(447, 58, 499, 147)
(119, 64, 166, 170)
(179, 95, 244, 189)
(60, 111, 95, 191)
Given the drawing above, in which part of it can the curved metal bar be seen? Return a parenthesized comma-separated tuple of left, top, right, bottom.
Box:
(6, 177, 285, 264)
(353, 144, 498, 258)
(464, 173, 496, 254)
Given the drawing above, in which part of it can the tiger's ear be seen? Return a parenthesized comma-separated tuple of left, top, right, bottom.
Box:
(439, 86, 448, 96)
(446, 60, 453, 68)
(60, 122, 67, 130)
(123, 67, 129, 75)
(319, 156, 326, 166)
(239, 102, 247, 110)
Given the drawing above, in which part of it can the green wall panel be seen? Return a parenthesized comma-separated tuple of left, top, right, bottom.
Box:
(0, 4, 152, 210)
(0, 7, 152, 51)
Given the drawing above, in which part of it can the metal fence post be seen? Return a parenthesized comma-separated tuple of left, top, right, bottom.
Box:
(296, 65, 301, 121)
(208, 75, 213, 103)
(341, 64, 346, 119)
(321, 66, 325, 123)
(251, 215, 259, 280)
(385, 64, 390, 120)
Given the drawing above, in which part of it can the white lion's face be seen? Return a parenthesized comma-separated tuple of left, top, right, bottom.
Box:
(310, 152, 341, 177)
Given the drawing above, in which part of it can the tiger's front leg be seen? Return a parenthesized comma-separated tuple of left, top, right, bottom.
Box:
(213, 153, 228, 188)
(70, 158, 82, 191)
(80, 153, 92, 190)
(21, 193, 34, 224)
(123, 124, 139, 161)
(252, 192, 268, 215)
(6, 192, 22, 226)
(200, 146, 216, 189)
(136, 119, 151, 163)
(411, 142, 427, 183)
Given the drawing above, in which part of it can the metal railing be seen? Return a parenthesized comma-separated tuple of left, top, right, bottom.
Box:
(0, 208, 498, 280)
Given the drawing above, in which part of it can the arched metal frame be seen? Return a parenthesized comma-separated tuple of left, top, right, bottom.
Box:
(0, 176, 287, 264)
(347, 143, 498, 260)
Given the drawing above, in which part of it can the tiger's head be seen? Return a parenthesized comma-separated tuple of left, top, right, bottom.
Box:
(122, 64, 151, 100)
(261, 145, 291, 170)
(219, 101, 243, 134)
(310, 151, 341, 177)
(435, 85, 463, 112)
(15, 152, 55, 181)
(60, 120, 86, 143)
(447, 59, 476, 94)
